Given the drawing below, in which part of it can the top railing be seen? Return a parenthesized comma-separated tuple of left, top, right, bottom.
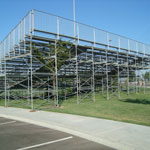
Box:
(0, 9, 150, 62)
(0, 10, 32, 61)
(33, 9, 150, 54)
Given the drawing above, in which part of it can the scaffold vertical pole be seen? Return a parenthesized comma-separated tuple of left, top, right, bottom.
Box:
(18, 23, 21, 55)
(106, 33, 109, 100)
(30, 50, 33, 110)
(4, 41, 7, 107)
(30, 10, 34, 110)
(75, 24, 79, 104)
(27, 70, 30, 104)
(102, 75, 104, 94)
(143, 44, 146, 94)
(135, 42, 138, 94)
(118, 37, 120, 99)
(13, 29, 15, 56)
(8, 34, 10, 58)
(127, 39, 130, 95)
(92, 29, 96, 102)
(54, 38, 58, 106)
(8, 85, 10, 104)
(55, 16, 59, 106)
(24, 17, 26, 53)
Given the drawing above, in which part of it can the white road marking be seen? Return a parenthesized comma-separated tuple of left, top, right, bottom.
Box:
(0, 121, 16, 125)
(16, 136, 73, 150)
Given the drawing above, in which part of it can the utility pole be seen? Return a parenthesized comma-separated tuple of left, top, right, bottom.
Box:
(73, 0, 76, 35)
(73, 0, 79, 104)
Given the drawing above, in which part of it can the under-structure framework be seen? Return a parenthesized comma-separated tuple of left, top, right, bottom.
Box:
(0, 10, 150, 109)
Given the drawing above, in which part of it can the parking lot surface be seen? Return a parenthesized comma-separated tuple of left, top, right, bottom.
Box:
(0, 117, 115, 150)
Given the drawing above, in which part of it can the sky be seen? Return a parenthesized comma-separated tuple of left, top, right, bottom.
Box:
(0, 0, 150, 45)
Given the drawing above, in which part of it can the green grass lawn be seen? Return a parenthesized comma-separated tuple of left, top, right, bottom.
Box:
(0, 91, 150, 126)
(47, 92, 150, 126)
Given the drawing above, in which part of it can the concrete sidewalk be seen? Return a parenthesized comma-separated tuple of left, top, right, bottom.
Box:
(0, 106, 150, 150)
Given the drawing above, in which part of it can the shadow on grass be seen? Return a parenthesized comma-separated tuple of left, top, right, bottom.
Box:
(122, 98, 150, 105)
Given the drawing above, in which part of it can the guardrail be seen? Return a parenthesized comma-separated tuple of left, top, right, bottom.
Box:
(0, 9, 150, 62)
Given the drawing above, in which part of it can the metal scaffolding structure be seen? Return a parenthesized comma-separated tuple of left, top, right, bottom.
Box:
(0, 9, 150, 110)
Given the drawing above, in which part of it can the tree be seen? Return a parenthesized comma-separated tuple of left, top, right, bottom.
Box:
(143, 72, 150, 81)
(129, 71, 136, 82)
(32, 40, 74, 106)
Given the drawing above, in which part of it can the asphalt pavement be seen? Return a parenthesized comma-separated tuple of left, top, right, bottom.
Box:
(0, 117, 115, 150)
